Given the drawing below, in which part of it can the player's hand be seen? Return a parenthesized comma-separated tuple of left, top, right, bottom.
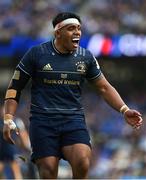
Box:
(3, 119, 19, 144)
(124, 109, 143, 130)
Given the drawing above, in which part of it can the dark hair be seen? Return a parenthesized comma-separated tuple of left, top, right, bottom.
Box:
(52, 12, 81, 28)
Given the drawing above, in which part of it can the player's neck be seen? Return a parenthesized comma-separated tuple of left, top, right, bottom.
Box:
(54, 39, 72, 54)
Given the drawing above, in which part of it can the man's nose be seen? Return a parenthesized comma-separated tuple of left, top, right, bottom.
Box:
(74, 28, 81, 35)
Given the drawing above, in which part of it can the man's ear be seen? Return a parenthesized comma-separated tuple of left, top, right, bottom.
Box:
(55, 30, 61, 38)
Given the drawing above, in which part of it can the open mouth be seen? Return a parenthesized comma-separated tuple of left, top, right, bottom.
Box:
(72, 38, 80, 47)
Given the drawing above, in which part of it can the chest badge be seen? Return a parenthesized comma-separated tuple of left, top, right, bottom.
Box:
(76, 61, 86, 73)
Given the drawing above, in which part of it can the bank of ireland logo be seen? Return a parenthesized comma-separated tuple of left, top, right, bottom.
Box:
(76, 61, 86, 73)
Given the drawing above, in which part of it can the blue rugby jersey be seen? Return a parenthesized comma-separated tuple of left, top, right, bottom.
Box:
(17, 40, 102, 115)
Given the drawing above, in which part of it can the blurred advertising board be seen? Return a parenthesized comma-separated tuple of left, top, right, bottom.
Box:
(0, 34, 146, 58)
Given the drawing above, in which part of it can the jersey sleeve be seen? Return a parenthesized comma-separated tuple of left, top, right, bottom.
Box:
(86, 51, 102, 80)
(17, 47, 35, 77)
(5, 47, 35, 102)
(5, 67, 30, 102)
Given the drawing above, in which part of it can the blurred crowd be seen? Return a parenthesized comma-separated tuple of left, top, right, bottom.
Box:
(1, 0, 146, 42)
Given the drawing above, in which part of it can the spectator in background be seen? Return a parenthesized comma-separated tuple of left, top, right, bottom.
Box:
(1, 0, 146, 41)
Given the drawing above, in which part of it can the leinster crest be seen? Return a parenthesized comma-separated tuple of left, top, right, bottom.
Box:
(76, 61, 86, 73)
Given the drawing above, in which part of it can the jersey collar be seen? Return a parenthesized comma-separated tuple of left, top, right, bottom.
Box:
(51, 39, 75, 55)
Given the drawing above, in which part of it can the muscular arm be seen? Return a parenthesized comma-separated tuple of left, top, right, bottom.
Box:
(4, 99, 18, 116)
(91, 74, 125, 112)
(3, 68, 30, 144)
(4, 68, 30, 116)
(91, 74, 143, 129)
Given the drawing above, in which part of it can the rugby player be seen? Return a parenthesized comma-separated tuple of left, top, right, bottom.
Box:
(3, 12, 143, 179)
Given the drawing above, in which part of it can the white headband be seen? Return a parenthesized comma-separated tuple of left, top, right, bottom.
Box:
(54, 18, 80, 31)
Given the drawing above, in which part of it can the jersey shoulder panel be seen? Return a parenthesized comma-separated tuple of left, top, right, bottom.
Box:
(79, 48, 102, 80)
(32, 41, 52, 56)
(75, 46, 86, 57)
(17, 41, 52, 77)
(75, 46, 94, 60)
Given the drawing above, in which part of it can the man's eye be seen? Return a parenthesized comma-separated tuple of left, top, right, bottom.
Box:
(68, 27, 74, 31)
(78, 27, 81, 31)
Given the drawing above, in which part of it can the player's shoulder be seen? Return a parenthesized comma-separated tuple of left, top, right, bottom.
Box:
(29, 41, 52, 55)
(76, 46, 93, 58)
